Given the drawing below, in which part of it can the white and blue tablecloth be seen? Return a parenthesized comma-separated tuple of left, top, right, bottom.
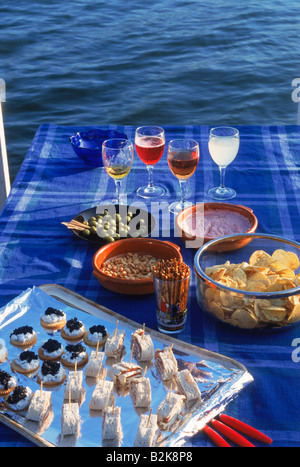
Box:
(0, 123, 300, 447)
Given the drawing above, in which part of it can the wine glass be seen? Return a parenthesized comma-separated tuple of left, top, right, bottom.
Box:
(135, 126, 165, 198)
(208, 126, 239, 200)
(167, 139, 199, 214)
(102, 138, 134, 204)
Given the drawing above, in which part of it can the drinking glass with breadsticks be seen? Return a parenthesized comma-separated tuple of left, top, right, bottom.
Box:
(152, 258, 190, 334)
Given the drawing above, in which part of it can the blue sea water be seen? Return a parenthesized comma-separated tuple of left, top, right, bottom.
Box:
(0, 0, 299, 179)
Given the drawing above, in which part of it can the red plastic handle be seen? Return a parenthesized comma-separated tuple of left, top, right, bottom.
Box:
(219, 414, 273, 444)
(211, 420, 255, 447)
(203, 425, 231, 447)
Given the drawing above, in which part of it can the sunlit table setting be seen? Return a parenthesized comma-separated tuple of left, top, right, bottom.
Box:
(0, 123, 300, 447)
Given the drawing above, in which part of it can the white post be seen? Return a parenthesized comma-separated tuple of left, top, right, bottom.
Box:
(0, 94, 11, 211)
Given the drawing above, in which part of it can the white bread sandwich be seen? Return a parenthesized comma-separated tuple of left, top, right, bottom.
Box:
(102, 405, 122, 441)
(61, 402, 80, 436)
(175, 369, 202, 402)
(63, 370, 84, 402)
(26, 389, 52, 426)
(133, 412, 159, 447)
(131, 328, 154, 362)
(107, 361, 142, 387)
(85, 350, 105, 379)
(129, 376, 151, 408)
(104, 329, 125, 359)
(89, 379, 114, 411)
(155, 346, 178, 381)
(157, 392, 185, 430)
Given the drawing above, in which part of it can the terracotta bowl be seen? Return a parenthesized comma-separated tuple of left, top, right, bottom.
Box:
(175, 202, 258, 251)
(92, 238, 182, 295)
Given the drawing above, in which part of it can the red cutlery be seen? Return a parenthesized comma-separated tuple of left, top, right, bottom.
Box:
(219, 414, 273, 444)
(202, 414, 273, 447)
(211, 419, 255, 447)
(203, 425, 231, 447)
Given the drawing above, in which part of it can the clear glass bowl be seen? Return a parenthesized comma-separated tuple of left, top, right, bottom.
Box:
(194, 233, 300, 330)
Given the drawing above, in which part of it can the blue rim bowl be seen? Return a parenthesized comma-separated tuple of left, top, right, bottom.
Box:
(70, 129, 128, 167)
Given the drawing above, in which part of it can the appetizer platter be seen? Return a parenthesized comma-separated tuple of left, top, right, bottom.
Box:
(0, 285, 253, 447)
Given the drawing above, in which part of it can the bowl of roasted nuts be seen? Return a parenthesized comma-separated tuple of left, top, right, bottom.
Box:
(92, 238, 183, 295)
(194, 233, 300, 330)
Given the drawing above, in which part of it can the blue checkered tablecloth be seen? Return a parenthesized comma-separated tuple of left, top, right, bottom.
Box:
(0, 124, 300, 447)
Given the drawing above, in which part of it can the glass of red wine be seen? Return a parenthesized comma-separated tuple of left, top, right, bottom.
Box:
(167, 139, 199, 214)
(135, 126, 166, 198)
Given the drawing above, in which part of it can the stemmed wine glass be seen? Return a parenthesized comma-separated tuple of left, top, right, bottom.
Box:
(102, 138, 134, 204)
(135, 126, 165, 198)
(167, 139, 199, 214)
(208, 126, 239, 200)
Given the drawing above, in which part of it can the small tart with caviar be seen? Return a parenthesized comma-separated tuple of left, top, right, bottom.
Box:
(0, 370, 17, 396)
(0, 340, 8, 363)
(11, 350, 40, 375)
(83, 324, 108, 348)
(61, 317, 86, 341)
(38, 338, 64, 361)
(10, 325, 37, 348)
(4, 385, 33, 412)
(37, 360, 66, 388)
(61, 342, 89, 369)
(40, 307, 66, 331)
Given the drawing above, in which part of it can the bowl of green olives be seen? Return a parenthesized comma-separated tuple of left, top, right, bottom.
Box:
(69, 204, 156, 245)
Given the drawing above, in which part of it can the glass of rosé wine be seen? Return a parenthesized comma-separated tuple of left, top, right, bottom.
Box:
(135, 126, 166, 198)
(167, 139, 199, 214)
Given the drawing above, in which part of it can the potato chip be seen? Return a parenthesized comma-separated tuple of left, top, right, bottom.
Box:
(286, 303, 300, 323)
(277, 268, 295, 280)
(230, 267, 247, 287)
(254, 299, 286, 322)
(245, 281, 267, 292)
(202, 247, 300, 328)
(230, 308, 259, 329)
(219, 291, 235, 308)
(247, 271, 272, 286)
(208, 301, 224, 320)
(271, 249, 300, 271)
(249, 250, 272, 267)
(293, 273, 300, 286)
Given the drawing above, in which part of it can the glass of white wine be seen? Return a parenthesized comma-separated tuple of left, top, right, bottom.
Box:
(102, 139, 134, 204)
(208, 126, 239, 200)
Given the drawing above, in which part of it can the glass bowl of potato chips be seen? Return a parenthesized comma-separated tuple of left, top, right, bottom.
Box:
(194, 233, 300, 330)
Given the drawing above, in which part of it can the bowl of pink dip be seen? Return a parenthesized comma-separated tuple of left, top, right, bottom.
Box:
(176, 202, 258, 251)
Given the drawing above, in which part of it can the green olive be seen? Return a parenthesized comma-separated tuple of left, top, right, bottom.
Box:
(82, 229, 90, 237)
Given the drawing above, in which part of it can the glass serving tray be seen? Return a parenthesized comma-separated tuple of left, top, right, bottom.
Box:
(0, 284, 253, 447)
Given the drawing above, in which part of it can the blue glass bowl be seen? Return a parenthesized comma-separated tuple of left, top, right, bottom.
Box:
(70, 129, 128, 167)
